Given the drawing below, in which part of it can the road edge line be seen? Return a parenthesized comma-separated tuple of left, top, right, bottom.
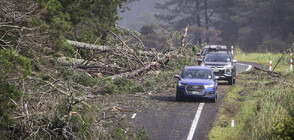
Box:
(131, 113, 137, 119)
(245, 65, 252, 71)
(187, 103, 205, 140)
(237, 63, 253, 71)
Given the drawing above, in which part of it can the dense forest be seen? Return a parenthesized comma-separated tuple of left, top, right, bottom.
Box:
(130, 0, 294, 52)
(1, 0, 294, 139)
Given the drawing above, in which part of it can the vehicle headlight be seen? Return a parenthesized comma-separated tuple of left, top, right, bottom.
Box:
(178, 83, 187, 87)
(204, 84, 214, 89)
(225, 66, 233, 73)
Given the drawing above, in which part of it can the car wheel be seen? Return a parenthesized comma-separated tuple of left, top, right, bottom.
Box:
(228, 77, 233, 85)
(211, 94, 216, 103)
(176, 96, 184, 102)
(176, 94, 183, 102)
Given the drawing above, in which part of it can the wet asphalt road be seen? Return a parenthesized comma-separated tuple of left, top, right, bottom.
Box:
(129, 63, 252, 140)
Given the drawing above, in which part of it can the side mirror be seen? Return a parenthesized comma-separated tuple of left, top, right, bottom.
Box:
(233, 59, 238, 63)
(175, 75, 181, 80)
(215, 76, 219, 80)
(197, 53, 201, 56)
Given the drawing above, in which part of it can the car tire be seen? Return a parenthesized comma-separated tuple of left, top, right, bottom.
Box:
(176, 96, 184, 102)
(228, 77, 233, 85)
(211, 92, 217, 103)
(176, 94, 183, 102)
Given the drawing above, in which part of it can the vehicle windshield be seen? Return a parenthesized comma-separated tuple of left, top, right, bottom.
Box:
(181, 69, 212, 79)
(204, 53, 231, 62)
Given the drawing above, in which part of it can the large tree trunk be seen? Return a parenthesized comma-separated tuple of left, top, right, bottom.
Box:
(204, 0, 210, 43)
(67, 40, 164, 57)
(196, 0, 202, 45)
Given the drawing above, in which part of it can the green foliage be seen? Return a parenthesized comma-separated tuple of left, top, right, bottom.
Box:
(0, 49, 31, 138)
(112, 127, 149, 140)
(0, 82, 22, 138)
(55, 68, 144, 94)
(54, 97, 93, 139)
(103, 78, 144, 94)
(234, 51, 293, 72)
(273, 117, 294, 140)
(144, 56, 198, 91)
(0, 49, 32, 79)
(57, 68, 98, 87)
(209, 71, 294, 140)
(33, 0, 130, 55)
(45, 0, 63, 15)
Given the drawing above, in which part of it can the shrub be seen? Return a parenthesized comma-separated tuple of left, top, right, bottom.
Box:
(0, 82, 22, 138)
(273, 117, 294, 140)
(0, 50, 31, 138)
(111, 127, 149, 140)
(103, 78, 144, 94)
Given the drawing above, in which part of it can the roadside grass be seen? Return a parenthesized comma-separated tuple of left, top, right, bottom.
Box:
(209, 71, 294, 140)
(234, 47, 293, 72)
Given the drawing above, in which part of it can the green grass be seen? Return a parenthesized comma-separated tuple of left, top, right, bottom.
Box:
(209, 72, 294, 140)
(234, 47, 294, 72)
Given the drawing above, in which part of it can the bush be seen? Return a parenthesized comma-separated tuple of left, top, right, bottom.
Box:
(103, 78, 144, 94)
(56, 67, 99, 87)
(111, 127, 149, 140)
(273, 117, 294, 140)
(0, 82, 22, 138)
(0, 50, 31, 138)
(209, 72, 294, 140)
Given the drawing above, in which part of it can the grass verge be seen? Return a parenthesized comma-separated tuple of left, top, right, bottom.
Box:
(209, 70, 294, 140)
(234, 47, 294, 72)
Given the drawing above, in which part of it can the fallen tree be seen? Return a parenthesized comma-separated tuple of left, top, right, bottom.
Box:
(63, 29, 188, 78)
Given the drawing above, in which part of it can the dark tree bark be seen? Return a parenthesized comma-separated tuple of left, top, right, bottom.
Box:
(204, 0, 210, 43)
(196, 0, 202, 45)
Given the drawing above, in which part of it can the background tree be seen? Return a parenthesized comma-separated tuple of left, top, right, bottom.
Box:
(228, 0, 294, 52)
(154, 0, 294, 52)
(155, 0, 221, 46)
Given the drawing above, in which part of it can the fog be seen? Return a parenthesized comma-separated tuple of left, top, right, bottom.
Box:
(118, 0, 162, 31)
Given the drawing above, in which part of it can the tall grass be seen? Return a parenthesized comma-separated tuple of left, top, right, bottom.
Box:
(234, 47, 294, 72)
(209, 72, 294, 140)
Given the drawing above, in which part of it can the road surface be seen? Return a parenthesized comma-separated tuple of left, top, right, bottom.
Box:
(128, 63, 252, 140)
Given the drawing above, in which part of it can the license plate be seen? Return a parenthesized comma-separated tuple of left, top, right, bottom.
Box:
(213, 69, 219, 72)
(193, 85, 200, 89)
(192, 91, 200, 95)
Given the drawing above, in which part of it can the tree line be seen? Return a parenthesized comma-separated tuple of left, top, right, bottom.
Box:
(155, 0, 294, 52)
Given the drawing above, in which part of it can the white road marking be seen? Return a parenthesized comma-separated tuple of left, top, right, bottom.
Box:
(187, 103, 205, 140)
(245, 65, 252, 71)
(231, 120, 235, 127)
(131, 113, 137, 119)
(237, 63, 253, 71)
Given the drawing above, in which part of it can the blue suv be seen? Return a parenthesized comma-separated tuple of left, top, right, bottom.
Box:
(175, 66, 218, 102)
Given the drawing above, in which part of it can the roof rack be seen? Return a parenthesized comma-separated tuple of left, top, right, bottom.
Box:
(207, 45, 228, 52)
